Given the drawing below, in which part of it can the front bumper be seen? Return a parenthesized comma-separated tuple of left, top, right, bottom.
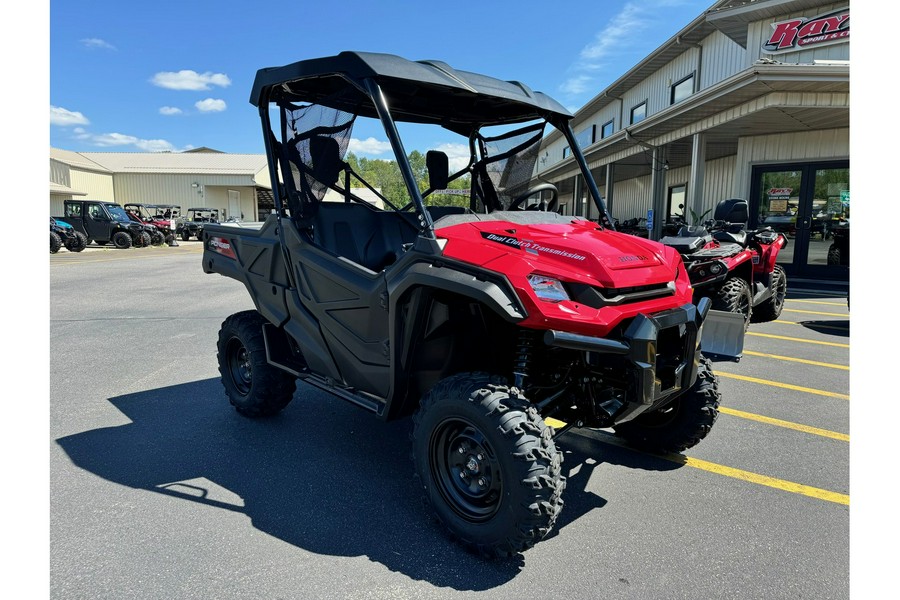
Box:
(543, 297, 710, 424)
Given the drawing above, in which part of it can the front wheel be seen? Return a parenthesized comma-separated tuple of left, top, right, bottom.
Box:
(411, 373, 565, 558)
(112, 231, 132, 249)
(181, 230, 191, 242)
(613, 356, 720, 453)
(216, 311, 297, 417)
(712, 276, 752, 330)
(150, 230, 165, 246)
(752, 265, 787, 323)
(64, 231, 87, 252)
(50, 232, 62, 254)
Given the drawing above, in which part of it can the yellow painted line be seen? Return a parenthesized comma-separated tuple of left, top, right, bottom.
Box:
(718, 406, 849, 441)
(741, 350, 849, 370)
(786, 299, 847, 306)
(545, 417, 567, 429)
(671, 453, 849, 505)
(715, 371, 849, 399)
(568, 429, 849, 506)
(746, 331, 849, 348)
(783, 308, 847, 317)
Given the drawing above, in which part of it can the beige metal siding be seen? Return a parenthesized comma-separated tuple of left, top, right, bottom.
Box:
(112, 174, 259, 213)
(732, 127, 849, 197)
(700, 30, 747, 87)
(621, 48, 699, 126)
(69, 169, 115, 202)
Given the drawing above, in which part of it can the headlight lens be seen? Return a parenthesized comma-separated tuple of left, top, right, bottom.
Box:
(527, 274, 569, 303)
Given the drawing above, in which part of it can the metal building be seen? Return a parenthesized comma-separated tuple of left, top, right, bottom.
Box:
(536, 0, 849, 286)
(49, 147, 273, 222)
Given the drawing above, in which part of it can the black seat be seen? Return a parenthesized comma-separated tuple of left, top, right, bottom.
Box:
(712, 198, 749, 246)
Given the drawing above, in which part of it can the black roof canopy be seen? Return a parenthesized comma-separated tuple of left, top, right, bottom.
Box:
(250, 51, 572, 131)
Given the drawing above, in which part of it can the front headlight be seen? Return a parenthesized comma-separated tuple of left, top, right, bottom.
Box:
(527, 274, 569, 303)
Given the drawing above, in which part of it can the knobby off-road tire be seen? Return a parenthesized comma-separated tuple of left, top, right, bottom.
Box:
(613, 356, 720, 454)
(181, 230, 191, 242)
(50, 232, 62, 254)
(112, 231, 132, 249)
(217, 310, 296, 417)
(712, 276, 752, 330)
(137, 231, 152, 247)
(64, 231, 87, 252)
(150, 230, 165, 246)
(411, 373, 565, 558)
(827, 244, 841, 266)
(752, 265, 787, 323)
(164, 234, 176, 245)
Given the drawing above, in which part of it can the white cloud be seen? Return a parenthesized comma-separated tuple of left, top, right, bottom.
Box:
(81, 38, 116, 50)
(151, 70, 232, 91)
(71, 131, 178, 152)
(433, 143, 471, 173)
(349, 137, 392, 155)
(559, 1, 697, 102)
(194, 98, 227, 112)
(50, 105, 89, 126)
(159, 106, 183, 116)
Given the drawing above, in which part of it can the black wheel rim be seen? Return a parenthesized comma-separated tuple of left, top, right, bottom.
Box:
(226, 337, 252, 396)
(430, 418, 502, 523)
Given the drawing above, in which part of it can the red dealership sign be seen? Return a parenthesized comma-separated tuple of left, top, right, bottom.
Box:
(762, 8, 849, 54)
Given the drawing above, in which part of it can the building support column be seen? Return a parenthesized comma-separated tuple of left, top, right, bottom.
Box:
(649, 146, 667, 240)
(688, 132, 707, 222)
(605, 163, 616, 220)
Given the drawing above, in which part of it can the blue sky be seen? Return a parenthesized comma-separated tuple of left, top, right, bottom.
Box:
(50, 0, 715, 158)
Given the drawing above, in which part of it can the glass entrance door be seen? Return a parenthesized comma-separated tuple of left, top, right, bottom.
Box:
(750, 161, 849, 281)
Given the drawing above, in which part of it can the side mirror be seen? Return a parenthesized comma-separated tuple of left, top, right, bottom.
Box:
(426, 150, 449, 191)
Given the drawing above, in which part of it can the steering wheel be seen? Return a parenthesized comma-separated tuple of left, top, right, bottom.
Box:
(509, 183, 559, 211)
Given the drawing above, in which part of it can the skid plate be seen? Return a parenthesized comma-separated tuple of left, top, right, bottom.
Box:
(700, 309, 746, 361)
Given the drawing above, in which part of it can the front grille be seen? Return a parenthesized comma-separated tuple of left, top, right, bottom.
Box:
(567, 281, 675, 309)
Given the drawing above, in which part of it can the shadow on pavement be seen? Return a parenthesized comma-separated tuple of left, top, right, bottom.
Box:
(55, 379, 682, 589)
(799, 319, 850, 337)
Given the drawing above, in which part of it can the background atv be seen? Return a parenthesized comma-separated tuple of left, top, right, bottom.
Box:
(201, 51, 724, 558)
(827, 220, 849, 266)
(124, 203, 177, 245)
(50, 217, 87, 253)
(56, 200, 157, 249)
(176, 208, 219, 241)
(660, 198, 788, 327)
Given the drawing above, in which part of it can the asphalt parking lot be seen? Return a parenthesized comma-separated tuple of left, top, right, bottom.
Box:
(48, 242, 851, 599)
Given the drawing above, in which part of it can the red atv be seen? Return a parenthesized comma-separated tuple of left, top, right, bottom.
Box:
(201, 51, 728, 557)
(660, 198, 788, 326)
(124, 203, 178, 245)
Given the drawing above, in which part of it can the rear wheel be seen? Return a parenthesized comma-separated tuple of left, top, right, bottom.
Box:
(752, 265, 787, 323)
(712, 276, 752, 330)
(411, 373, 565, 558)
(613, 356, 720, 453)
(64, 231, 87, 252)
(217, 310, 297, 417)
(112, 231, 132, 249)
(50, 232, 62, 254)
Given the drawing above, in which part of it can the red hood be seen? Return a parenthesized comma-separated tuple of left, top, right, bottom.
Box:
(436, 216, 678, 289)
(433, 213, 692, 336)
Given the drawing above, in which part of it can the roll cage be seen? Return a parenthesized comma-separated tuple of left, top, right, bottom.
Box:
(253, 51, 614, 241)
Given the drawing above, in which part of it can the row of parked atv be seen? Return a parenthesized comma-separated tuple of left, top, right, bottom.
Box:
(51, 200, 220, 253)
(616, 198, 788, 328)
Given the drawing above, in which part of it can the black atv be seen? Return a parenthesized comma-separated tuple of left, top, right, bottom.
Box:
(176, 208, 220, 241)
(56, 200, 157, 249)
